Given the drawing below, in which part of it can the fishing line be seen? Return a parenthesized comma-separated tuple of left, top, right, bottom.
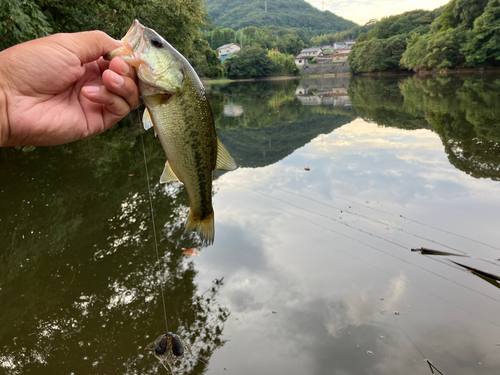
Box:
(233, 185, 500, 306)
(287, 181, 500, 252)
(138, 108, 169, 334)
(392, 319, 445, 375)
(276, 185, 500, 268)
(138, 107, 208, 369)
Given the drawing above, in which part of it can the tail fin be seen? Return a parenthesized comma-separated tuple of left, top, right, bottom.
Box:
(182, 211, 214, 246)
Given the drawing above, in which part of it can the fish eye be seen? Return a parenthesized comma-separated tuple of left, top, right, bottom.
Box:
(150, 37, 163, 48)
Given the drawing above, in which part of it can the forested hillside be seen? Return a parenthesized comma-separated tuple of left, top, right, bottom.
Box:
(401, 0, 500, 70)
(349, 0, 500, 73)
(348, 8, 444, 73)
(206, 0, 357, 36)
(311, 20, 377, 46)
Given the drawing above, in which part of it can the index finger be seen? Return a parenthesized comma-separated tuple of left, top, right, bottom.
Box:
(52, 30, 122, 65)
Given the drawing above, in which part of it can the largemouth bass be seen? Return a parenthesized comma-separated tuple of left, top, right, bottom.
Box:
(106, 20, 237, 245)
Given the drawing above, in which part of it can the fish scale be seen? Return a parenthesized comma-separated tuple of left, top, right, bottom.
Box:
(153, 77, 216, 219)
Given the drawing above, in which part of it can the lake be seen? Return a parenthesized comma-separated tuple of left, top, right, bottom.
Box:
(1, 74, 500, 374)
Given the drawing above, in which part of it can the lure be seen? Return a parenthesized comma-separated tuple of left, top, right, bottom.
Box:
(147, 332, 193, 373)
(169, 332, 184, 356)
(155, 334, 168, 355)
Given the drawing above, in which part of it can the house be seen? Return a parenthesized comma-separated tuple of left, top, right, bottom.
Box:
(334, 46, 351, 54)
(333, 41, 355, 49)
(295, 47, 324, 66)
(295, 54, 308, 66)
(331, 53, 349, 63)
(217, 43, 241, 62)
(298, 47, 323, 57)
(322, 47, 336, 55)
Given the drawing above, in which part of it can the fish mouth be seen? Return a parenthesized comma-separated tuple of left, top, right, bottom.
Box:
(122, 19, 144, 50)
(104, 19, 144, 62)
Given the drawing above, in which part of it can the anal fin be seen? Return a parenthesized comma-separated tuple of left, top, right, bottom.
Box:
(160, 161, 180, 183)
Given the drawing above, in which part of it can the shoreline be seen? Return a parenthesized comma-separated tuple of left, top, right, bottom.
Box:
(352, 66, 500, 77)
(203, 66, 500, 85)
(203, 75, 302, 85)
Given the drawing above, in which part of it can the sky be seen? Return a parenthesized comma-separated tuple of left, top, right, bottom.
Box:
(304, 0, 450, 25)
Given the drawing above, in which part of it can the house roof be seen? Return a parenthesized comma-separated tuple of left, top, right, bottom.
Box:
(217, 43, 240, 50)
(300, 47, 322, 53)
(335, 47, 351, 51)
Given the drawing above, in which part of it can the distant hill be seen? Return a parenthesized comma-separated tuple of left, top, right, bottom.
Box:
(206, 0, 357, 36)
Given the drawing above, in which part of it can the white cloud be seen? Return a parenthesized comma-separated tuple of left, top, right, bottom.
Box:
(305, 0, 450, 25)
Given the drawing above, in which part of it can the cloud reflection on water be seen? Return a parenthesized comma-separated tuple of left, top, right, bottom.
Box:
(195, 117, 500, 374)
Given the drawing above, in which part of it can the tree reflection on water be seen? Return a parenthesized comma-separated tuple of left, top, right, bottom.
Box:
(348, 74, 500, 180)
(0, 124, 228, 374)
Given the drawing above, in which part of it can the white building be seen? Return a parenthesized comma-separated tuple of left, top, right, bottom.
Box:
(294, 54, 309, 66)
(217, 43, 241, 62)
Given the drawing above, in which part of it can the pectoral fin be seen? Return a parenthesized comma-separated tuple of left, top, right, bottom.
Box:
(142, 108, 154, 131)
(160, 161, 180, 183)
(215, 138, 237, 171)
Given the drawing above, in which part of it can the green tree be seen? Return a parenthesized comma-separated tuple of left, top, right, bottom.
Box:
(348, 8, 443, 73)
(311, 19, 377, 46)
(401, 0, 496, 71)
(277, 34, 305, 55)
(0, 0, 52, 50)
(464, 0, 500, 66)
(402, 27, 466, 70)
(367, 10, 435, 40)
(188, 38, 226, 78)
(1, 0, 208, 56)
(267, 49, 300, 75)
(224, 43, 273, 79)
(349, 36, 407, 73)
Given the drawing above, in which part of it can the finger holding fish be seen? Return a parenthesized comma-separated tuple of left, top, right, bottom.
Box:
(81, 58, 139, 126)
(102, 59, 140, 110)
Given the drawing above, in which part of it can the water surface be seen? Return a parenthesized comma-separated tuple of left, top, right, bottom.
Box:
(1, 74, 500, 374)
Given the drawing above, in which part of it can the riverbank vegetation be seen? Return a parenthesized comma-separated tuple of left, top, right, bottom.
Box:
(401, 0, 500, 71)
(223, 44, 273, 79)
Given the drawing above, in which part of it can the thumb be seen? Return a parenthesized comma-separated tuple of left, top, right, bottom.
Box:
(52, 30, 122, 64)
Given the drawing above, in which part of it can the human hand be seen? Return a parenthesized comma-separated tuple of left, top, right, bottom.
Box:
(0, 31, 139, 147)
